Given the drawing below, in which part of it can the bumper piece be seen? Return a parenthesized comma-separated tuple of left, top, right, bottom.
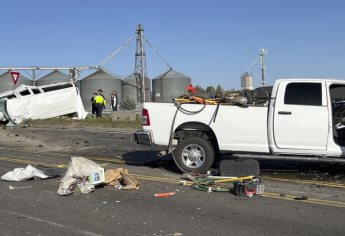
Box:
(133, 130, 153, 146)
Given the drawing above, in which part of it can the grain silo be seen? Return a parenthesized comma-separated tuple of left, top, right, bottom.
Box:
(152, 69, 191, 102)
(80, 68, 122, 111)
(122, 73, 151, 103)
(35, 70, 70, 86)
(241, 72, 254, 90)
(0, 72, 33, 93)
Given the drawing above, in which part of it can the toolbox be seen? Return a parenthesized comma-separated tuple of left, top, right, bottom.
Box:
(233, 179, 264, 197)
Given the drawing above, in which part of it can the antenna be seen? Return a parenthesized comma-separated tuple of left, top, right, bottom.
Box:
(134, 24, 147, 103)
(260, 48, 266, 87)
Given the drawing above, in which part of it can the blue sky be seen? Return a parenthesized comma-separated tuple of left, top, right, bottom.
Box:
(0, 0, 344, 89)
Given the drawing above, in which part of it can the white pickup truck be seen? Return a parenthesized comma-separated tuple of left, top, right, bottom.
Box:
(135, 79, 345, 173)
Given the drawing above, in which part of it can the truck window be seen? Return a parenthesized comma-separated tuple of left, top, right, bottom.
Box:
(19, 89, 31, 96)
(41, 83, 73, 93)
(284, 83, 322, 106)
(31, 88, 41, 94)
(0, 94, 16, 99)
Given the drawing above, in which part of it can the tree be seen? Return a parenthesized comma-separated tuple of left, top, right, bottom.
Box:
(215, 85, 224, 97)
(206, 86, 215, 96)
(194, 85, 206, 93)
(120, 97, 136, 110)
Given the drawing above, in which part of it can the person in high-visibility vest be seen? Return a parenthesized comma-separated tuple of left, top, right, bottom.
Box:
(95, 90, 106, 117)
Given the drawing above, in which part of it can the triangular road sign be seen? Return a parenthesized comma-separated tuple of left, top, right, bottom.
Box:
(9, 71, 20, 85)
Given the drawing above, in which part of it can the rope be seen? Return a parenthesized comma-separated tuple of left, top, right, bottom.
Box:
(144, 37, 172, 70)
(98, 35, 136, 66)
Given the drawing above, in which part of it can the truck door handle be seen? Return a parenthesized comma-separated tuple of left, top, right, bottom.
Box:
(278, 111, 292, 115)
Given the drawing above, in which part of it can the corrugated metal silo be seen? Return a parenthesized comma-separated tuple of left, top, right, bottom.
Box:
(80, 69, 122, 111)
(35, 70, 70, 86)
(122, 73, 151, 103)
(0, 72, 33, 93)
(241, 72, 254, 90)
(152, 69, 191, 102)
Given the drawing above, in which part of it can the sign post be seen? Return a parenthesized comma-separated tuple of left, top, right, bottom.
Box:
(9, 71, 20, 85)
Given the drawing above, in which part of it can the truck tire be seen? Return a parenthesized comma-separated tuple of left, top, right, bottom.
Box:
(219, 159, 260, 177)
(173, 136, 215, 173)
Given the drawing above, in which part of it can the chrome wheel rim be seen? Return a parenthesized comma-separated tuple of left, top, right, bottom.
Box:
(181, 144, 205, 168)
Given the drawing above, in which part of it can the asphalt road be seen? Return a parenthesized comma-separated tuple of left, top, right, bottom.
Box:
(0, 125, 345, 236)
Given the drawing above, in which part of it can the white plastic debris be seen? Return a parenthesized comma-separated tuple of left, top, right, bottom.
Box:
(58, 156, 104, 196)
(1, 165, 50, 181)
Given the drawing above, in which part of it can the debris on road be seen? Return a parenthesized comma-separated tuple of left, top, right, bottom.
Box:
(189, 175, 265, 197)
(9, 185, 33, 190)
(1, 165, 53, 181)
(219, 159, 260, 177)
(58, 156, 105, 196)
(154, 192, 176, 198)
(104, 168, 140, 190)
(294, 196, 308, 201)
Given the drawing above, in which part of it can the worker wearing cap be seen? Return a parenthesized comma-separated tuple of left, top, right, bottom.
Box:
(95, 90, 106, 118)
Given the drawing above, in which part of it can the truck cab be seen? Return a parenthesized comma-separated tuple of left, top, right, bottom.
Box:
(268, 79, 345, 157)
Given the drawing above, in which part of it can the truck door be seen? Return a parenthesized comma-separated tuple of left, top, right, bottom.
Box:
(273, 81, 328, 150)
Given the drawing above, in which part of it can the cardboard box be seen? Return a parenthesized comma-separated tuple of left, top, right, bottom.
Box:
(88, 167, 105, 185)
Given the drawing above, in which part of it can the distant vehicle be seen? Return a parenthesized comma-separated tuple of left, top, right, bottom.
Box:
(0, 82, 87, 125)
(135, 79, 345, 173)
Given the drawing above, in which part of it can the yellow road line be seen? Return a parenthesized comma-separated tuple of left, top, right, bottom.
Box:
(0, 147, 126, 164)
(262, 176, 345, 189)
(263, 192, 345, 208)
(1, 156, 345, 208)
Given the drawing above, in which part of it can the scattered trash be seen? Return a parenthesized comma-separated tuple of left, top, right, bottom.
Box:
(189, 175, 264, 197)
(104, 168, 140, 190)
(58, 157, 104, 196)
(154, 192, 176, 198)
(9, 185, 32, 190)
(1, 165, 53, 181)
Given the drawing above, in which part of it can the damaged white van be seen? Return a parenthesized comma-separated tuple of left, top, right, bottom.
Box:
(0, 82, 87, 125)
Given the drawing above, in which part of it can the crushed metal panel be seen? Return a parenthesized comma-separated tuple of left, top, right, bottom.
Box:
(0, 82, 87, 124)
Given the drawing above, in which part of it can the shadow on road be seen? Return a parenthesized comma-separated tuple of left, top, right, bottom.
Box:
(122, 151, 181, 174)
(123, 151, 345, 181)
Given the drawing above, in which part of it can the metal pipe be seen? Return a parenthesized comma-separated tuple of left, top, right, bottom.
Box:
(0, 66, 97, 70)
(260, 48, 266, 87)
(140, 26, 146, 102)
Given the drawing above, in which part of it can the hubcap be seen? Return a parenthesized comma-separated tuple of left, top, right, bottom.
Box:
(181, 144, 205, 168)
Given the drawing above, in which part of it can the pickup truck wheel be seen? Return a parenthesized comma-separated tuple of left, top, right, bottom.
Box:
(173, 136, 215, 173)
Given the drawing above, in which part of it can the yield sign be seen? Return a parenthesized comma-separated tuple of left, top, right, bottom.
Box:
(9, 71, 20, 85)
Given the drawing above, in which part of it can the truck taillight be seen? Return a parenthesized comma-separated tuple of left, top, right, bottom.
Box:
(142, 108, 150, 126)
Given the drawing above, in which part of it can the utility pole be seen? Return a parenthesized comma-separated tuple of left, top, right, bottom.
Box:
(134, 24, 147, 103)
(260, 48, 266, 87)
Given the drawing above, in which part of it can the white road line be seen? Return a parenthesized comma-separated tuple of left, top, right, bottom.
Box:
(0, 209, 103, 236)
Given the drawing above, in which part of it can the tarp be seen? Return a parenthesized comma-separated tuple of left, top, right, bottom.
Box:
(1, 165, 51, 181)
